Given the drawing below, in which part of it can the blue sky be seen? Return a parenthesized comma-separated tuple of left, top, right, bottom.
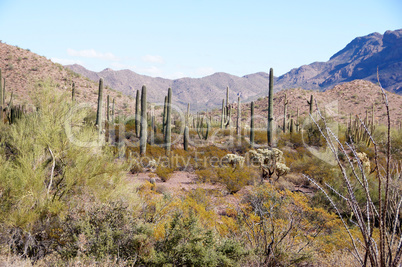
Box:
(0, 0, 401, 79)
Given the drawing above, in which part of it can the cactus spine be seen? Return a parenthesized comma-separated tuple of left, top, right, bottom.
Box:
(267, 68, 274, 146)
(140, 85, 147, 155)
(95, 78, 104, 135)
(135, 89, 140, 137)
(283, 93, 288, 133)
(236, 96, 241, 136)
(184, 126, 189, 151)
(250, 101, 255, 148)
(307, 94, 314, 115)
(164, 88, 172, 151)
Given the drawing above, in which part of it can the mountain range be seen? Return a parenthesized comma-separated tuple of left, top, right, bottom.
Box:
(65, 29, 401, 110)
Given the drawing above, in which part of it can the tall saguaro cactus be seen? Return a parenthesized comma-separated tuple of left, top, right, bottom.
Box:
(267, 68, 274, 146)
(164, 88, 172, 151)
(163, 95, 168, 136)
(0, 68, 3, 122)
(221, 87, 231, 129)
(95, 78, 104, 135)
(307, 94, 314, 115)
(106, 95, 110, 122)
(135, 90, 140, 137)
(250, 101, 255, 148)
(112, 98, 115, 123)
(283, 93, 288, 133)
(140, 85, 147, 155)
(236, 96, 241, 136)
(71, 82, 75, 102)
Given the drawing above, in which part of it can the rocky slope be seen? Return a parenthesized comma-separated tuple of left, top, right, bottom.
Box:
(0, 42, 134, 117)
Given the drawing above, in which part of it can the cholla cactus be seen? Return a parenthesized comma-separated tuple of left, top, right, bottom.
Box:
(353, 152, 371, 173)
(222, 154, 245, 167)
(249, 148, 289, 180)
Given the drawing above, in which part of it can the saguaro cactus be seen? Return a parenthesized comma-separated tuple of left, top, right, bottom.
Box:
(267, 68, 274, 146)
(151, 105, 155, 146)
(236, 96, 241, 136)
(163, 96, 168, 136)
(250, 101, 255, 148)
(282, 93, 288, 133)
(221, 87, 232, 129)
(112, 98, 115, 123)
(196, 115, 210, 140)
(186, 103, 190, 127)
(290, 118, 294, 133)
(140, 85, 147, 155)
(2, 76, 5, 107)
(106, 95, 110, 122)
(307, 94, 314, 115)
(164, 88, 172, 151)
(135, 90, 140, 137)
(184, 126, 189, 151)
(0, 68, 3, 122)
(72, 82, 75, 102)
(95, 78, 104, 134)
(295, 108, 300, 132)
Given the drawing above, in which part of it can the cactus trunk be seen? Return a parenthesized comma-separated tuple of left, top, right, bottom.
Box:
(106, 95, 110, 122)
(72, 82, 75, 102)
(250, 101, 255, 148)
(112, 98, 115, 123)
(236, 96, 241, 136)
(140, 85, 147, 155)
(163, 96, 167, 137)
(135, 90, 140, 137)
(307, 95, 314, 115)
(184, 126, 189, 151)
(0, 68, 2, 107)
(267, 68, 274, 146)
(164, 88, 172, 151)
(283, 93, 288, 133)
(95, 78, 104, 135)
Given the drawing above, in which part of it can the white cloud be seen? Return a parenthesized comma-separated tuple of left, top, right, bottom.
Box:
(67, 48, 118, 61)
(141, 55, 164, 64)
(50, 57, 83, 65)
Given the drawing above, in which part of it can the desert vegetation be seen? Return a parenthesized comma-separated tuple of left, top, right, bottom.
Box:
(0, 63, 401, 267)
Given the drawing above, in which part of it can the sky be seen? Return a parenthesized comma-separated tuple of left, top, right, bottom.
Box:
(0, 0, 401, 79)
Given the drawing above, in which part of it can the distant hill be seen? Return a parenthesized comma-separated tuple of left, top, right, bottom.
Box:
(66, 29, 402, 110)
(0, 41, 133, 117)
(276, 29, 402, 94)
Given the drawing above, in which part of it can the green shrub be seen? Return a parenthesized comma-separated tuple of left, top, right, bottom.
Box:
(217, 166, 257, 194)
(155, 166, 174, 182)
(151, 212, 247, 266)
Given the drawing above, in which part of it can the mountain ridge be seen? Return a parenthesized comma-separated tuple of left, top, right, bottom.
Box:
(66, 29, 402, 110)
